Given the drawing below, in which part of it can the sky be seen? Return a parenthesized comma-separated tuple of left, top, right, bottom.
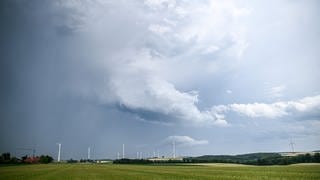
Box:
(1, 0, 320, 160)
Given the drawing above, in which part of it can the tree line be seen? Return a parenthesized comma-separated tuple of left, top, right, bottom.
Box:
(0, 152, 53, 164)
(113, 153, 320, 165)
(184, 153, 320, 165)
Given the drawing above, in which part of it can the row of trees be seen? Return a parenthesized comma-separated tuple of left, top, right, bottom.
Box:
(0, 153, 53, 164)
(66, 159, 95, 163)
(2, 152, 320, 165)
(0, 153, 19, 164)
(184, 153, 320, 165)
(113, 153, 320, 165)
(113, 158, 154, 164)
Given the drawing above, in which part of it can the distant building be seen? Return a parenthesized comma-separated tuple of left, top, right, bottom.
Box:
(96, 160, 112, 164)
(148, 157, 183, 162)
(24, 156, 40, 164)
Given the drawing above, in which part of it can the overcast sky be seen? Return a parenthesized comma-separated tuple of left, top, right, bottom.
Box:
(1, 0, 320, 160)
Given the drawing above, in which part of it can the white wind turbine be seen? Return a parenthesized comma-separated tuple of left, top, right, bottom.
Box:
(88, 147, 91, 160)
(122, 144, 125, 159)
(56, 143, 61, 162)
(173, 141, 176, 158)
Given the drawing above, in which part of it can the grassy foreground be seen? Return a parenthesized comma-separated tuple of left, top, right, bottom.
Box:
(0, 163, 320, 180)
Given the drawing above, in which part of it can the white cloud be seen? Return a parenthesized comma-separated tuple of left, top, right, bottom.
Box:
(148, 24, 171, 34)
(144, 0, 176, 9)
(201, 45, 220, 54)
(143, 0, 250, 62)
(211, 95, 320, 119)
(164, 136, 209, 146)
(266, 85, 287, 99)
(109, 49, 227, 126)
(226, 90, 232, 94)
(229, 102, 288, 118)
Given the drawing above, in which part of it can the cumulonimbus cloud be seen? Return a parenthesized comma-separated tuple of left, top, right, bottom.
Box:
(49, 1, 249, 127)
(50, 1, 320, 128)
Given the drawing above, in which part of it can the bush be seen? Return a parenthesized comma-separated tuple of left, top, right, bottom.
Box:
(39, 155, 53, 164)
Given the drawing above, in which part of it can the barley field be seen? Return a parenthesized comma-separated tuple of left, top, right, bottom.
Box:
(0, 163, 319, 180)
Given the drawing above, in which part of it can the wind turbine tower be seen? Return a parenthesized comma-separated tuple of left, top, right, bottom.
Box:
(57, 143, 61, 162)
(289, 138, 295, 153)
(173, 141, 176, 158)
(122, 144, 125, 159)
(88, 147, 91, 160)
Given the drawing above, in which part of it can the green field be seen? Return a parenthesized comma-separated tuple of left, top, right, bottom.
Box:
(1, 163, 320, 179)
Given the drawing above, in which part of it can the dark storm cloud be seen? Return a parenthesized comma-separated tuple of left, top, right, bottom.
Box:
(0, 0, 101, 158)
(116, 104, 175, 125)
(55, 25, 76, 36)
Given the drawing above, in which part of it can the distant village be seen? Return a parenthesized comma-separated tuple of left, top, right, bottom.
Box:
(0, 152, 53, 164)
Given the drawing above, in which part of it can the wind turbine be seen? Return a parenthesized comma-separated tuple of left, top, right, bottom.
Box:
(56, 143, 61, 162)
(122, 144, 125, 159)
(289, 138, 295, 153)
(173, 141, 176, 158)
(88, 147, 91, 160)
(16, 148, 36, 158)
